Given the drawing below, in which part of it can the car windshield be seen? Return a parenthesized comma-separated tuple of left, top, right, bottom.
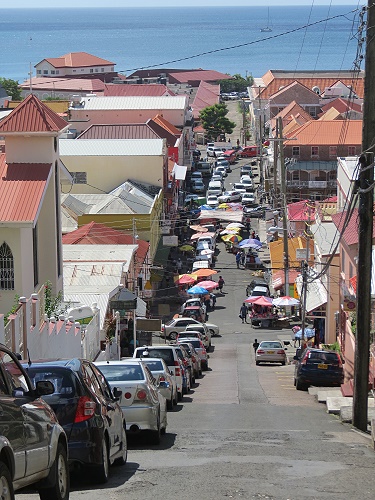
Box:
(186, 340, 201, 349)
(99, 364, 145, 381)
(135, 348, 174, 366)
(308, 351, 339, 363)
(259, 342, 283, 349)
(142, 360, 164, 371)
(25, 367, 76, 397)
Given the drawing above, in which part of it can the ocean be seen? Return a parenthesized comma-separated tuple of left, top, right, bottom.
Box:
(0, 5, 361, 83)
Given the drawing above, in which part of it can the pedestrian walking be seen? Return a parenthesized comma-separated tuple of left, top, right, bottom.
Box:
(239, 303, 248, 323)
(235, 251, 241, 269)
(252, 338, 260, 355)
(292, 325, 301, 348)
(218, 276, 225, 292)
(176, 258, 183, 273)
(240, 251, 246, 267)
(251, 231, 256, 239)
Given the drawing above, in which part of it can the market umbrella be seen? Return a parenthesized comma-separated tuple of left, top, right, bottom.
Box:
(190, 225, 208, 232)
(187, 285, 209, 295)
(226, 222, 245, 229)
(251, 296, 274, 307)
(179, 244, 195, 251)
(174, 274, 197, 285)
(294, 328, 315, 340)
(245, 295, 273, 305)
(194, 268, 218, 278)
(196, 280, 218, 290)
(190, 232, 207, 240)
(238, 238, 262, 248)
(222, 234, 242, 244)
(273, 296, 300, 306)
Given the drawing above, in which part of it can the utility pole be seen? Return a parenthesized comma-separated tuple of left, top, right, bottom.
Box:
(273, 118, 279, 208)
(301, 202, 312, 341)
(278, 117, 289, 295)
(353, 1, 375, 432)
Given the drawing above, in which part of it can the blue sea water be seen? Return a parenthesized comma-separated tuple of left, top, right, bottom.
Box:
(0, 5, 361, 83)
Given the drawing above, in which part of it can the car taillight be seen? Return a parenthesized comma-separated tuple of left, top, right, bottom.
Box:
(174, 360, 181, 376)
(74, 396, 96, 423)
(301, 353, 309, 365)
(135, 389, 147, 401)
(159, 376, 166, 382)
(257, 349, 265, 354)
(277, 350, 285, 355)
(336, 353, 343, 367)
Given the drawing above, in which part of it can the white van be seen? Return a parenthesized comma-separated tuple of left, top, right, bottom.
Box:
(207, 180, 223, 197)
(197, 235, 215, 251)
(192, 260, 210, 272)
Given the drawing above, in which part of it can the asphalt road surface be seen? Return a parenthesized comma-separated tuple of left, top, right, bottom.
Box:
(21, 232, 375, 499)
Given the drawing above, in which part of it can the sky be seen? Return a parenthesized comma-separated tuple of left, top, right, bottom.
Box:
(3, 1, 359, 7)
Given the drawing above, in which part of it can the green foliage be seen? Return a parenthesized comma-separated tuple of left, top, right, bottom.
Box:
(4, 295, 21, 324)
(349, 312, 356, 335)
(199, 103, 236, 142)
(219, 73, 254, 93)
(44, 280, 64, 319)
(322, 341, 341, 353)
(0, 78, 22, 101)
(105, 315, 117, 341)
(44, 96, 63, 101)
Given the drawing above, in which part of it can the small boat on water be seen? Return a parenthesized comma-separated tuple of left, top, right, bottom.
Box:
(260, 7, 272, 32)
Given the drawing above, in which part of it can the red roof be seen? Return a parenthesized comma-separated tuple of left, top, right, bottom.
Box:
(272, 269, 301, 290)
(193, 81, 220, 119)
(0, 94, 68, 134)
(255, 70, 364, 99)
(62, 222, 150, 271)
(349, 275, 357, 293)
(104, 84, 174, 97)
(168, 70, 232, 84)
(41, 52, 115, 69)
(20, 78, 105, 93)
(0, 154, 51, 223)
(320, 97, 362, 114)
(284, 120, 362, 145)
(288, 200, 316, 222)
(331, 208, 363, 246)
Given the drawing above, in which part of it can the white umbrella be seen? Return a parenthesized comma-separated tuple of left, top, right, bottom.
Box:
(198, 249, 214, 255)
(273, 296, 300, 306)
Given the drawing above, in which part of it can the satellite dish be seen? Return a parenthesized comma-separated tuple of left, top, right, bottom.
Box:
(312, 86, 321, 95)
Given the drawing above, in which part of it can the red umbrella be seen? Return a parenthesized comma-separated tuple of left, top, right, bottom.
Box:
(196, 280, 218, 290)
(174, 274, 197, 285)
(245, 295, 273, 306)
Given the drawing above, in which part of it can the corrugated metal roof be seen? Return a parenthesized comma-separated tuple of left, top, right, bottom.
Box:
(76, 124, 160, 140)
(311, 221, 340, 256)
(75, 95, 187, 110)
(63, 292, 113, 329)
(284, 120, 362, 146)
(104, 84, 173, 97)
(59, 138, 164, 156)
(0, 94, 68, 134)
(41, 52, 115, 68)
(63, 244, 137, 265)
(0, 154, 52, 223)
(20, 78, 105, 92)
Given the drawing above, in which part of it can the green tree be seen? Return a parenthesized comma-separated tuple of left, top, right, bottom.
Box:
(44, 280, 64, 319)
(219, 73, 254, 93)
(0, 78, 22, 101)
(199, 103, 236, 142)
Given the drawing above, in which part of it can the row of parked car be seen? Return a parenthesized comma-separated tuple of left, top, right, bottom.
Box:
(0, 311, 220, 498)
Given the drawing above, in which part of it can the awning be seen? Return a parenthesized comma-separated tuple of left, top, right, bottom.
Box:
(199, 209, 243, 222)
(296, 274, 327, 313)
(173, 163, 187, 180)
(136, 297, 147, 317)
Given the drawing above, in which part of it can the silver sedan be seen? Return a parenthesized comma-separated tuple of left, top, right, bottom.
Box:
(255, 341, 287, 366)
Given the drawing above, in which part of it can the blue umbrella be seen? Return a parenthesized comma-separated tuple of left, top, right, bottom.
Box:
(187, 285, 209, 295)
(294, 328, 315, 340)
(238, 238, 262, 248)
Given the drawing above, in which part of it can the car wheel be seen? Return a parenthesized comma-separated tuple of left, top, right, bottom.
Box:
(177, 390, 183, 401)
(169, 331, 178, 341)
(150, 415, 161, 445)
(296, 379, 307, 391)
(293, 378, 297, 386)
(114, 425, 127, 466)
(0, 462, 14, 500)
(203, 362, 208, 371)
(199, 368, 203, 377)
(94, 437, 110, 484)
(173, 391, 178, 406)
(167, 394, 174, 411)
(256, 361, 260, 365)
(38, 443, 69, 500)
(281, 361, 286, 366)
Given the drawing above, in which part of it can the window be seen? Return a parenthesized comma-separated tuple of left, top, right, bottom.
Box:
(51, 70, 55, 75)
(308, 107, 316, 117)
(0, 243, 14, 290)
(73, 69, 76, 73)
(90, 69, 94, 73)
(292, 146, 300, 156)
(37, 70, 41, 74)
(56, 70, 59, 74)
(111, 66, 114, 71)
(71, 172, 87, 184)
(348, 146, 356, 155)
(292, 171, 299, 180)
(311, 146, 319, 157)
(101, 68, 105, 72)
(95, 68, 98, 72)
(329, 146, 337, 157)
(43, 70, 48, 75)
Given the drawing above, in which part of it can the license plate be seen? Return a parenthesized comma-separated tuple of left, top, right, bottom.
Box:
(318, 363, 328, 369)
(267, 351, 274, 354)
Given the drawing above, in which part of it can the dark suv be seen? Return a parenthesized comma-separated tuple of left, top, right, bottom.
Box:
(293, 348, 344, 390)
(23, 359, 127, 483)
(0, 343, 69, 500)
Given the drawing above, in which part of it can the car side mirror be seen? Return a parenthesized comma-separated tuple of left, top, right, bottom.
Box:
(112, 387, 122, 400)
(35, 380, 55, 396)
